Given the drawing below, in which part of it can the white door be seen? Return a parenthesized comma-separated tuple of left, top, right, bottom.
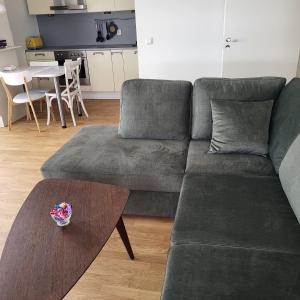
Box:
(223, 0, 300, 80)
(135, 0, 226, 81)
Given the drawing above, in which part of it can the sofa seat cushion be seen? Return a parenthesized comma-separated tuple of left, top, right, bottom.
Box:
(41, 125, 189, 193)
(172, 175, 300, 254)
(161, 244, 300, 300)
(186, 140, 275, 176)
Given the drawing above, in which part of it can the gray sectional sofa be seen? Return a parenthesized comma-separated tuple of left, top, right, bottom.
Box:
(41, 77, 300, 299)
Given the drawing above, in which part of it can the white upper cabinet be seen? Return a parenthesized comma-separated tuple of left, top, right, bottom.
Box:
(114, 0, 135, 11)
(27, 0, 54, 15)
(87, 0, 134, 12)
(123, 49, 139, 80)
(86, 0, 115, 12)
(27, 0, 135, 14)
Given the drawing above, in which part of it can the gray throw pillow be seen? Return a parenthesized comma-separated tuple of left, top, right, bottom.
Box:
(209, 99, 274, 156)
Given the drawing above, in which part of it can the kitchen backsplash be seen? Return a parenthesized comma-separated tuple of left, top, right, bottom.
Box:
(37, 11, 137, 47)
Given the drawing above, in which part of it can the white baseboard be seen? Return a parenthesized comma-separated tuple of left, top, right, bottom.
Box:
(82, 91, 121, 100)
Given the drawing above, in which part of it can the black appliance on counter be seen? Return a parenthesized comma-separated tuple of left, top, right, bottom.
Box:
(54, 50, 90, 86)
(0, 40, 7, 49)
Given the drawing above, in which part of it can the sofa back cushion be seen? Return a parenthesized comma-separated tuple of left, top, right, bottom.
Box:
(192, 77, 286, 140)
(269, 78, 300, 173)
(279, 134, 300, 224)
(119, 79, 192, 140)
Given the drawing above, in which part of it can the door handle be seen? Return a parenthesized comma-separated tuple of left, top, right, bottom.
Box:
(93, 52, 104, 55)
(35, 53, 46, 57)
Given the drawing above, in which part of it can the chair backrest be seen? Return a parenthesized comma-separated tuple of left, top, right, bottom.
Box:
(29, 60, 58, 67)
(0, 69, 32, 86)
(64, 58, 81, 94)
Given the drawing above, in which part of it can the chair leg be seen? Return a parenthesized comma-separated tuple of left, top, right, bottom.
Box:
(51, 106, 56, 122)
(7, 101, 12, 131)
(77, 93, 89, 118)
(39, 99, 43, 112)
(46, 96, 51, 126)
(64, 101, 69, 112)
(69, 97, 77, 127)
(26, 103, 32, 121)
(29, 102, 41, 133)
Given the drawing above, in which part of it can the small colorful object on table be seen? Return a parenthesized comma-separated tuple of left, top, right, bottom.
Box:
(50, 202, 72, 227)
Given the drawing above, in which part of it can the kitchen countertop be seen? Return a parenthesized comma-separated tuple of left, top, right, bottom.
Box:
(26, 44, 137, 52)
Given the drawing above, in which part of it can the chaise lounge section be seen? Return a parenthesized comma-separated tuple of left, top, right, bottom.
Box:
(162, 78, 300, 299)
(41, 77, 300, 299)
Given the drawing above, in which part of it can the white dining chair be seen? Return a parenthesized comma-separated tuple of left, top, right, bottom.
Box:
(45, 58, 88, 127)
(29, 60, 59, 113)
(0, 69, 51, 133)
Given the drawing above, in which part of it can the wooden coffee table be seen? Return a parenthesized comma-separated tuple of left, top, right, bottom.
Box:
(0, 179, 134, 300)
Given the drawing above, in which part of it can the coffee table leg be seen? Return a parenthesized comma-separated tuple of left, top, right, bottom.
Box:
(116, 217, 134, 260)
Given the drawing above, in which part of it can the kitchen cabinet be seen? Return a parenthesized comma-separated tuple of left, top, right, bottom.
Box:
(27, 0, 134, 14)
(87, 0, 134, 12)
(87, 0, 115, 12)
(27, 0, 54, 15)
(123, 49, 139, 80)
(26, 51, 55, 62)
(111, 51, 125, 91)
(87, 49, 138, 92)
(26, 51, 56, 89)
(87, 51, 115, 91)
(114, 0, 135, 11)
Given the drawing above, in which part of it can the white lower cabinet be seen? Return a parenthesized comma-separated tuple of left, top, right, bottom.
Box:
(26, 51, 55, 62)
(87, 49, 138, 92)
(123, 49, 139, 80)
(111, 51, 125, 91)
(87, 51, 115, 92)
(26, 51, 55, 90)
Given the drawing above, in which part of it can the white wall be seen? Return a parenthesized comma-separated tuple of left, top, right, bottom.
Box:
(4, 0, 39, 65)
(0, 0, 36, 127)
(135, 0, 225, 82)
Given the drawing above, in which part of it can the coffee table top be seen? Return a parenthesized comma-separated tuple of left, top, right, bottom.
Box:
(0, 179, 129, 300)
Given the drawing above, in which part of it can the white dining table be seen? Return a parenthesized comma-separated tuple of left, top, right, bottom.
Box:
(29, 66, 67, 128)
